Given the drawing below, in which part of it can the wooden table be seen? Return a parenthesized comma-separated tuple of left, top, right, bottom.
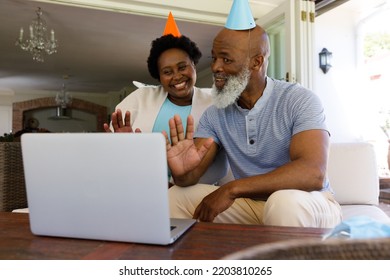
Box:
(0, 212, 327, 260)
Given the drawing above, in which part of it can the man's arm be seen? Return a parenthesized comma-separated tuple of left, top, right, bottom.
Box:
(165, 114, 218, 186)
(193, 129, 329, 221)
(226, 129, 328, 198)
(173, 138, 219, 186)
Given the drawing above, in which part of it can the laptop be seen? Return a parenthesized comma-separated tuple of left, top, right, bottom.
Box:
(21, 132, 195, 245)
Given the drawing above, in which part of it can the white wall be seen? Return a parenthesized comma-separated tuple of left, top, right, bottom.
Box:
(314, 3, 389, 174)
(24, 108, 98, 133)
(0, 88, 125, 135)
(0, 105, 12, 135)
(314, 5, 363, 143)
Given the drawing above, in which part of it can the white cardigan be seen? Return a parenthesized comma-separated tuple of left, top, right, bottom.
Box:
(113, 85, 230, 185)
(114, 85, 213, 132)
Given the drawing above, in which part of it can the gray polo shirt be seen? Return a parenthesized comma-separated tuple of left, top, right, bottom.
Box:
(195, 77, 331, 191)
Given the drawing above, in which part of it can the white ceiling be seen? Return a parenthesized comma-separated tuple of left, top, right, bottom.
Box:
(0, 0, 285, 95)
(1, 0, 384, 96)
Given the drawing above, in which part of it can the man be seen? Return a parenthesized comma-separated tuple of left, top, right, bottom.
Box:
(165, 25, 342, 227)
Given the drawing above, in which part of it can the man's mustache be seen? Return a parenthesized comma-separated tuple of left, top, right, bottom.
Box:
(213, 74, 228, 80)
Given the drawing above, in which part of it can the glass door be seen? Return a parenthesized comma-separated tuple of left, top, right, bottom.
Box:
(256, 0, 296, 83)
(257, 0, 315, 89)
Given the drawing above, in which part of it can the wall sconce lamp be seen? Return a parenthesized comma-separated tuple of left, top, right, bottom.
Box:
(319, 48, 332, 74)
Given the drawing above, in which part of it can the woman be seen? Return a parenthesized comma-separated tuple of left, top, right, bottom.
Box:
(104, 34, 211, 136)
(103, 34, 230, 184)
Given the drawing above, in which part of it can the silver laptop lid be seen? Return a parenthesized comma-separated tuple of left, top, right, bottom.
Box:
(21, 133, 175, 245)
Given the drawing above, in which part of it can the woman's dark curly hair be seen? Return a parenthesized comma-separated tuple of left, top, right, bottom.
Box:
(147, 34, 202, 81)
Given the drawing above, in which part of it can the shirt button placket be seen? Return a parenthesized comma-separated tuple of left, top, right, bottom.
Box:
(247, 116, 257, 153)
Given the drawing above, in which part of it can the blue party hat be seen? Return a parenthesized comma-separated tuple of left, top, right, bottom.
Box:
(225, 0, 255, 30)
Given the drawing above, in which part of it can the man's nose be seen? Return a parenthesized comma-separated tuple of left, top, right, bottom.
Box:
(211, 59, 223, 73)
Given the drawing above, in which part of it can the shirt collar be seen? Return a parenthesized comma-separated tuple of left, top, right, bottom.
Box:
(234, 76, 274, 113)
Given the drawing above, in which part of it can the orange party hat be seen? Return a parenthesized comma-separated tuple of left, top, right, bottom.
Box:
(163, 12, 181, 37)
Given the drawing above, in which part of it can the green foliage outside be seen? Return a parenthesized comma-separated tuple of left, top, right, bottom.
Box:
(364, 32, 390, 139)
(364, 32, 390, 58)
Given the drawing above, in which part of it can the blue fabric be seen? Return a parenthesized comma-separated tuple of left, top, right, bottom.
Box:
(153, 98, 192, 140)
(153, 98, 192, 180)
(324, 216, 390, 239)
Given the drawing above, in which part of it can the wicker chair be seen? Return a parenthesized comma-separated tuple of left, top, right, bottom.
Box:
(223, 237, 390, 260)
(0, 142, 28, 211)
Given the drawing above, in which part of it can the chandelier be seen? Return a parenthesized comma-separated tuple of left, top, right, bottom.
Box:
(51, 83, 72, 119)
(15, 7, 58, 62)
(55, 83, 72, 109)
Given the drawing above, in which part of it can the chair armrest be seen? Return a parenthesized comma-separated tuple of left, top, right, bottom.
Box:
(0, 142, 28, 211)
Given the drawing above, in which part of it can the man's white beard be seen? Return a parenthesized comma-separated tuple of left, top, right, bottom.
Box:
(211, 66, 251, 109)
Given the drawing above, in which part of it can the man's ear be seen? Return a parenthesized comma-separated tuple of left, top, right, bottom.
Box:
(251, 55, 264, 70)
